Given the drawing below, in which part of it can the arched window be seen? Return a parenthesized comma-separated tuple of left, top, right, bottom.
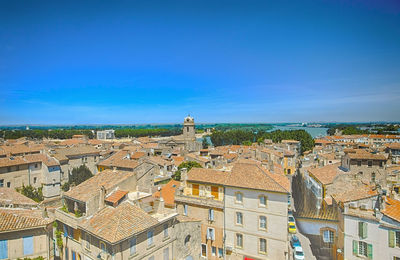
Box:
(184, 235, 191, 245)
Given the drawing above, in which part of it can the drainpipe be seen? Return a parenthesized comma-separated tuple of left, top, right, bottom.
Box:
(223, 186, 226, 260)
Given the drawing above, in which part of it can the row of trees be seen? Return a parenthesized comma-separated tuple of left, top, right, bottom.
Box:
(327, 125, 400, 136)
(3, 129, 94, 140)
(114, 128, 182, 138)
(210, 129, 314, 154)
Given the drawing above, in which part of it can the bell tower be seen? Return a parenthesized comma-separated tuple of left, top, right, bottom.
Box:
(183, 115, 195, 141)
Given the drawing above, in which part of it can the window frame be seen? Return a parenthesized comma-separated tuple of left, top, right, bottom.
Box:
(236, 212, 243, 226)
(259, 216, 267, 230)
(147, 230, 154, 247)
(207, 227, 215, 241)
(235, 192, 243, 204)
(259, 195, 267, 207)
(201, 244, 207, 258)
(163, 223, 169, 238)
(85, 233, 90, 250)
(99, 241, 107, 253)
(259, 238, 267, 254)
(130, 237, 137, 256)
(208, 208, 215, 221)
(235, 233, 243, 249)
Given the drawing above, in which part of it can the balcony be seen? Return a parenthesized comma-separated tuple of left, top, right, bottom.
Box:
(55, 208, 85, 229)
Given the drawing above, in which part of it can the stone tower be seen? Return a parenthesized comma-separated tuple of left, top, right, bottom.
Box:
(183, 115, 195, 141)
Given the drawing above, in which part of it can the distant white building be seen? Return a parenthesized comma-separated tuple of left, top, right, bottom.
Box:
(97, 129, 115, 140)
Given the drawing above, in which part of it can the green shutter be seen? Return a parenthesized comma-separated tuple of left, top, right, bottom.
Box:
(389, 230, 395, 248)
(353, 240, 358, 255)
(359, 222, 363, 238)
(363, 222, 368, 239)
(367, 243, 373, 259)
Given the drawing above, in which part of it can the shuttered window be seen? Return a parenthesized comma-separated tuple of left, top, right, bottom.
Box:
(192, 184, 199, 196)
(211, 186, 219, 199)
(0, 240, 8, 260)
(358, 222, 368, 239)
(23, 236, 34, 256)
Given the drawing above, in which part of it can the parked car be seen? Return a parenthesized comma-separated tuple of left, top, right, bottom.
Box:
(289, 223, 297, 234)
(291, 235, 301, 248)
(293, 246, 305, 260)
(288, 215, 296, 226)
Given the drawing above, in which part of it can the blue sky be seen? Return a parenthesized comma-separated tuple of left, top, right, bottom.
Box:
(0, 0, 400, 124)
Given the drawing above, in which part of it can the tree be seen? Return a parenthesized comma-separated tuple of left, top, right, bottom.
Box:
(202, 137, 209, 149)
(173, 161, 202, 181)
(16, 185, 43, 202)
(62, 165, 93, 191)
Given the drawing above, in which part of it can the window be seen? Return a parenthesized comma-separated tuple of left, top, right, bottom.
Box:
(208, 209, 214, 221)
(100, 242, 106, 253)
(0, 240, 8, 260)
(163, 223, 169, 238)
(259, 216, 267, 230)
(353, 240, 372, 259)
(184, 235, 191, 245)
(211, 186, 219, 199)
(212, 246, 216, 256)
(235, 192, 243, 203)
(357, 160, 362, 166)
(184, 204, 188, 216)
(368, 160, 372, 167)
(358, 222, 368, 239)
(0, 180, 3, 187)
(236, 212, 243, 225)
(163, 247, 169, 260)
(259, 195, 267, 207)
(259, 238, 267, 254)
(201, 244, 207, 257)
(85, 234, 90, 249)
(207, 228, 215, 240)
(323, 230, 334, 243)
(33, 177, 37, 184)
(6, 182, 10, 188)
(236, 233, 243, 248)
(390, 230, 400, 248)
(358, 241, 367, 257)
(192, 184, 199, 196)
(23, 236, 33, 256)
(147, 230, 154, 246)
(35, 163, 38, 168)
(371, 172, 376, 183)
(130, 238, 136, 255)
(218, 248, 223, 258)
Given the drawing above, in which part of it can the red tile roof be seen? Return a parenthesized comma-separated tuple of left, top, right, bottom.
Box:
(105, 190, 128, 205)
(382, 197, 400, 223)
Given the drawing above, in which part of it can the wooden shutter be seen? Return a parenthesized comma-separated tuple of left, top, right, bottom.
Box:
(358, 222, 363, 238)
(389, 230, 395, 248)
(0, 240, 8, 260)
(23, 236, 34, 256)
(363, 222, 368, 239)
(192, 184, 199, 196)
(211, 186, 219, 199)
(367, 243, 373, 259)
(353, 240, 358, 255)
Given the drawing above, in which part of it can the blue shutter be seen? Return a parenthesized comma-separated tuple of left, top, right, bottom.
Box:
(72, 251, 76, 260)
(0, 240, 8, 260)
(63, 224, 68, 237)
(23, 236, 34, 256)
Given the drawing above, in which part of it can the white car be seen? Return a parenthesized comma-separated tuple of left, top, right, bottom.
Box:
(293, 246, 305, 260)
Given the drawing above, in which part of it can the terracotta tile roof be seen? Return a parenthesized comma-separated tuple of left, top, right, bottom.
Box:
(131, 151, 146, 159)
(59, 138, 87, 146)
(187, 168, 228, 185)
(346, 150, 386, 160)
(223, 153, 238, 160)
(331, 185, 378, 203)
(153, 180, 180, 207)
(307, 163, 344, 185)
(282, 140, 300, 144)
(105, 190, 128, 205)
(227, 163, 290, 193)
(142, 143, 158, 149)
(172, 156, 184, 167)
(0, 188, 38, 207)
(315, 139, 334, 145)
(295, 203, 338, 221)
(147, 156, 172, 166)
(0, 156, 30, 167)
(0, 144, 43, 156)
(0, 208, 51, 232)
(386, 143, 400, 149)
(98, 150, 139, 169)
(382, 197, 400, 223)
(64, 169, 136, 202)
(53, 146, 99, 161)
(80, 201, 159, 244)
(0, 154, 59, 168)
